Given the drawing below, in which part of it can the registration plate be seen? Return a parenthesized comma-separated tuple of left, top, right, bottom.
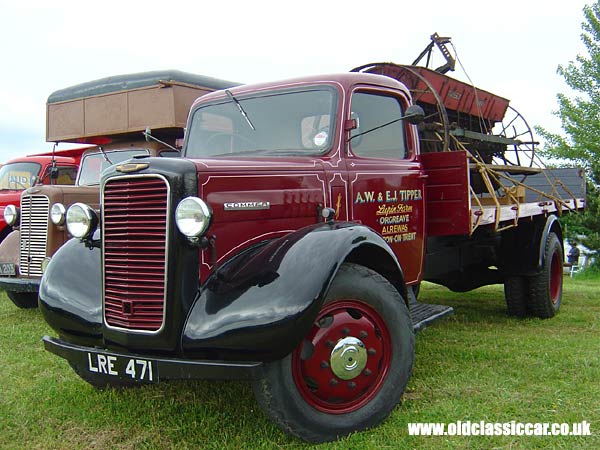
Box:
(86, 352, 157, 382)
(0, 263, 16, 276)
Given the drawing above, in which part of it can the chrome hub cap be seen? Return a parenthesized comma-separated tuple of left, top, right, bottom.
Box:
(330, 337, 367, 380)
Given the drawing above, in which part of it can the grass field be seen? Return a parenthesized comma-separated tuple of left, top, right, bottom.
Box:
(0, 276, 598, 449)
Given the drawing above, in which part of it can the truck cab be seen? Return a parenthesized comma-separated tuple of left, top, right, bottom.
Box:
(180, 73, 426, 285)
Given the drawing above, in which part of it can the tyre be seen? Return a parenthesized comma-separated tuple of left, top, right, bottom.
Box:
(528, 232, 563, 318)
(69, 363, 140, 389)
(504, 277, 528, 317)
(252, 263, 415, 443)
(7, 291, 38, 309)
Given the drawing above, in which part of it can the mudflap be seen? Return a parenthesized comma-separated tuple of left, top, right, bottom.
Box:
(407, 287, 453, 332)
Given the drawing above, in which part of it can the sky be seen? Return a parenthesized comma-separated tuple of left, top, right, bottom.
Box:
(0, 0, 592, 163)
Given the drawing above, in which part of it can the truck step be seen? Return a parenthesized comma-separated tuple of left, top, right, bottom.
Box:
(410, 301, 454, 332)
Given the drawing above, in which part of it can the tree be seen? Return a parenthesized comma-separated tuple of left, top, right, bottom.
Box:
(536, 1, 600, 265)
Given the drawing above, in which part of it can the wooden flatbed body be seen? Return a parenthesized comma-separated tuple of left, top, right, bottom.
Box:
(422, 150, 586, 237)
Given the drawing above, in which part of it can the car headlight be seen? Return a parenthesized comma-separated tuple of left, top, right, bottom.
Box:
(41, 257, 52, 274)
(66, 203, 98, 239)
(175, 197, 211, 237)
(50, 203, 66, 225)
(3, 204, 19, 226)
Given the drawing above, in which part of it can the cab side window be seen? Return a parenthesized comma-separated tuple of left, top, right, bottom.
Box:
(44, 166, 78, 185)
(350, 92, 407, 159)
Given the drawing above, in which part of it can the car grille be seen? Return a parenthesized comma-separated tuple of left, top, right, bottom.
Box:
(102, 176, 169, 332)
(19, 195, 49, 277)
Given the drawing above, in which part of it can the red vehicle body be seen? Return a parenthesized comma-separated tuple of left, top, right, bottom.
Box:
(0, 148, 86, 243)
(38, 67, 584, 442)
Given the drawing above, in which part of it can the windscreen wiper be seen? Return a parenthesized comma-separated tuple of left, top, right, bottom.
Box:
(98, 146, 113, 165)
(225, 90, 256, 131)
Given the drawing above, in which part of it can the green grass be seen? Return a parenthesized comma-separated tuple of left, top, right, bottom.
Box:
(1, 278, 599, 449)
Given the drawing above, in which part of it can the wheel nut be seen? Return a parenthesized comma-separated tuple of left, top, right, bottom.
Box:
(329, 378, 338, 386)
(320, 361, 330, 369)
(364, 368, 372, 376)
(368, 348, 376, 356)
(326, 340, 334, 348)
(341, 327, 350, 336)
(359, 330, 368, 339)
(348, 381, 356, 389)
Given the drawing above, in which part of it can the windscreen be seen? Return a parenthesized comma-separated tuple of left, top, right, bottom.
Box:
(77, 149, 149, 186)
(185, 87, 337, 158)
(0, 162, 42, 190)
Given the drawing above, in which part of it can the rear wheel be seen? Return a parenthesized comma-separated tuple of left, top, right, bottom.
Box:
(504, 277, 528, 317)
(252, 263, 415, 443)
(7, 291, 38, 309)
(528, 232, 563, 318)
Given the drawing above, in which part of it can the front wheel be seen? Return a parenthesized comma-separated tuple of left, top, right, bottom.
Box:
(252, 263, 415, 443)
(528, 232, 563, 318)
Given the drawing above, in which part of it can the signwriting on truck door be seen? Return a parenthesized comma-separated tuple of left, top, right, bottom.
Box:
(345, 87, 426, 283)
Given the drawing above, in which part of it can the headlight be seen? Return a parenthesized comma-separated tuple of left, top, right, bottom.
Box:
(66, 203, 98, 239)
(175, 197, 211, 237)
(41, 257, 52, 274)
(3, 205, 19, 226)
(50, 203, 66, 225)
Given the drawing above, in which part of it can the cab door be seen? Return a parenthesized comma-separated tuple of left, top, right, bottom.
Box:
(345, 87, 426, 284)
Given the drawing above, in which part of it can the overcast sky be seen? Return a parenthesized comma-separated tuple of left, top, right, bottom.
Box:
(0, 0, 592, 162)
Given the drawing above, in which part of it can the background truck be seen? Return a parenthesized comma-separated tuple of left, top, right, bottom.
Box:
(0, 70, 239, 308)
(38, 40, 585, 442)
(0, 147, 86, 245)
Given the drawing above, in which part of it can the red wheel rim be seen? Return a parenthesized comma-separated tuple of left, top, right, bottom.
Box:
(550, 250, 562, 304)
(292, 300, 392, 414)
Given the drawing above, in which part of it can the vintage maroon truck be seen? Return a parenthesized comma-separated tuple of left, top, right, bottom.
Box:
(0, 70, 238, 308)
(38, 62, 584, 442)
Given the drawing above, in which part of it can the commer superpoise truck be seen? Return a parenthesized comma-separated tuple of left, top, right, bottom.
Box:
(37, 53, 585, 441)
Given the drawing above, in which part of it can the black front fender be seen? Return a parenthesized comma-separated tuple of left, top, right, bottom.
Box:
(39, 234, 102, 345)
(182, 222, 403, 361)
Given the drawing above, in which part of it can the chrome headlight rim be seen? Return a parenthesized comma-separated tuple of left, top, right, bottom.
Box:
(50, 203, 66, 225)
(175, 196, 212, 238)
(66, 203, 98, 239)
(41, 257, 52, 274)
(3, 204, 19, 226)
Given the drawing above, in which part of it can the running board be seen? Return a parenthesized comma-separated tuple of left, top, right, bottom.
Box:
(410, 302, 454, 332)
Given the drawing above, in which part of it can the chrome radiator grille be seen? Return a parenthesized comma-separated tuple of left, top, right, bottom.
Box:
(19, 195, 50, 277)
(102, 176, 169, 332)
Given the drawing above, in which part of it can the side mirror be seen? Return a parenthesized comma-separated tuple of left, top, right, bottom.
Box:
(50, 167, 59, 180)
(404, 105, 425, 125)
